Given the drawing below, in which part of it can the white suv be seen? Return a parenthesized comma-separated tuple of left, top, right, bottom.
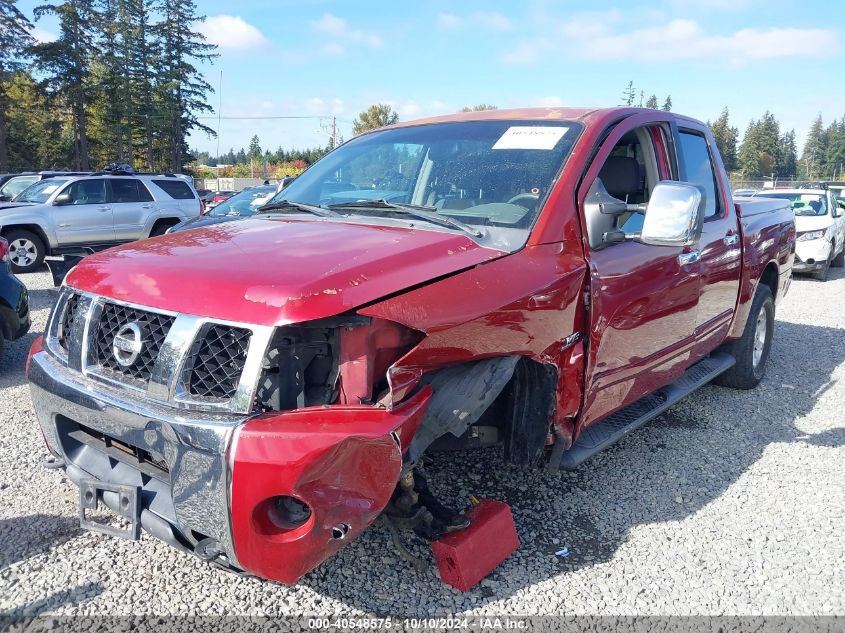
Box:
(0, 173, 201, 273)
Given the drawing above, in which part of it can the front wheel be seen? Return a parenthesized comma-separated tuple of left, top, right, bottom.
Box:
(831, 246, 844, 268)
(713, 285, 774, 390)
(5, 229, 46, 274)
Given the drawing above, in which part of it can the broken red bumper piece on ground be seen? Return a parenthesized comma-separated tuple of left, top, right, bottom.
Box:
(432, 499, 520, 592)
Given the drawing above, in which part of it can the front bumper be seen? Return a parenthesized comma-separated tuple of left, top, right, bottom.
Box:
(793, 238, 832, 272)
(28, 348, 430, 583)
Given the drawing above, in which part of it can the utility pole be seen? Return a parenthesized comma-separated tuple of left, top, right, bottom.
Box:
(319, 116, 338, 149)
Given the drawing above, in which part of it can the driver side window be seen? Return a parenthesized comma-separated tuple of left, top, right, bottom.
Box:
(583, 127, 661, 249)
(64, 179, 106, 206)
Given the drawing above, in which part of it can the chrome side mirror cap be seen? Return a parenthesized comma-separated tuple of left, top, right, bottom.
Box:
(639, 182, 705, 247)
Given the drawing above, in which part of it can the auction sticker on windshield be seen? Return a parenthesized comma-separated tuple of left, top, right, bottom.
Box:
(492, 126, 569, 150)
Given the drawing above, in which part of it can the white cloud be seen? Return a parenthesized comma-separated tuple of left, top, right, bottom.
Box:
(305, 97, 346, 116)
(437, 11, 512, 31)
(30, 26, 57, 43)
(312, 13, 383, 51)
(198, 15, 267, 50)
(503, 15, 838, 64)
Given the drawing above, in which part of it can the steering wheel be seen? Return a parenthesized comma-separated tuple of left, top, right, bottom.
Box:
(507, 193, 540, 206)
(375, 170, 404, 189)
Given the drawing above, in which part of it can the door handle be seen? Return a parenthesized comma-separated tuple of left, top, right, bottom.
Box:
(678, 250, 700, 266)
(58, 223, 70, 228)
(724, 232, 740, 246)
(98, 206, 110, 212)
(141, 204, 153, 209)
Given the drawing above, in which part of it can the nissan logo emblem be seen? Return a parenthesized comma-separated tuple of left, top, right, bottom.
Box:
(112, 322, 144, 367)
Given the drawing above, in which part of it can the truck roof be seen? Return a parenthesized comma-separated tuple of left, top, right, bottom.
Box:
(388, 106, 699, 130)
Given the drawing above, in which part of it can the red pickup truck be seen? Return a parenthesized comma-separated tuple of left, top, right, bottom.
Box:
(28, 107, 794, 584)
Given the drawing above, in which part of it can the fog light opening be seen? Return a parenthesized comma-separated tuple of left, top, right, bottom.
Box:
(269, 496, 312, 530)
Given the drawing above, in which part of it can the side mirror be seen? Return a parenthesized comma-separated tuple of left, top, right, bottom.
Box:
(53, 193, 72, 206)
(835, 199, 845, 217)
(0, 194, 10, 202)
(639, 182, 704, 247)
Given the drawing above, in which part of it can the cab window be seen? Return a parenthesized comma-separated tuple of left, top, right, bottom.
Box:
(677, 131, 721, 219)
(64, 179, 107, 205)
(583, 126, 661, 249)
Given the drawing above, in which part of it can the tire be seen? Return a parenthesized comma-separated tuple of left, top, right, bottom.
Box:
(832, 246, 844, 268)
(5, 229, 45, 274)
(811, 260, 829, 281)
(714, 285, 774, 390)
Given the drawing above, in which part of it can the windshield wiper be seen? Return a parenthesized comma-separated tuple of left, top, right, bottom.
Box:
(256, 200, 338, 217)
(327, 199, 483, 237)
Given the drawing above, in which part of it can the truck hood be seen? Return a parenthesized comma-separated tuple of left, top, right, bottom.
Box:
(794, 214, 833, 233)
(66, 218, 506, 326)
(0, 202, 36, 211)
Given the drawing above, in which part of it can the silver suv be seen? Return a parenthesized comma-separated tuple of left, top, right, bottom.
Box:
(0, 173, 201, 273)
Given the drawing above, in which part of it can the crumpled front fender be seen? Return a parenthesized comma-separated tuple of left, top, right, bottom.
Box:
(229, 387, 431, 584)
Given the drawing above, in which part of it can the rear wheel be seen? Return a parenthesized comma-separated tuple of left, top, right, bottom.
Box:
(714, 285, 774, 390)
(5, 229, 45, 274)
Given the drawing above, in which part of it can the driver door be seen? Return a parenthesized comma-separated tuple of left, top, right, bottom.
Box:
(53, 179, 115, 246)
(578, 116, 702, 428)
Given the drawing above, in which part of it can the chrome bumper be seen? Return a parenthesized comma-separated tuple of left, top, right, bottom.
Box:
(28, 350, 248, 566)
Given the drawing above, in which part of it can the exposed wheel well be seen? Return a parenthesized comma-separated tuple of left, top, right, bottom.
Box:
(149, 218, 180, 236)
(759, 262, 779, 301)
(1, 224, 49, 251)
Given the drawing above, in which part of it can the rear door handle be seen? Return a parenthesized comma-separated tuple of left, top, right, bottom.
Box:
(141, 203, 153, 209)
(98, 206, 110, 212)
(678, 250, 700, 266)
(724, 233, 740, 246)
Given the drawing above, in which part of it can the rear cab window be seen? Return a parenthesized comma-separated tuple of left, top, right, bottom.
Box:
(677, 131, 722, 220)
(153, 179, 196, 200)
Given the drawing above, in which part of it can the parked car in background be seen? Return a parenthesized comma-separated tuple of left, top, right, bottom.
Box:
(0, 236, 30, 356)
(206, 190, 235, 209)
(732, 188, 758, 197)
(0, 172, 201, 273)
(27, 107, 794, 586)
(754, 188, 845, 280)
(168, 185, 277, 232)
(0, 171, 90, 203)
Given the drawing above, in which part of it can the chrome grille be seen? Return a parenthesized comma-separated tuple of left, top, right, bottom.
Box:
(93, 303, 175, 383)
(186, 325, 252, 400)
(58, 292, 81, 352)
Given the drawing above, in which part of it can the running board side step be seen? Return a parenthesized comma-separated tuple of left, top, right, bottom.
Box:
(559, 352, 735, 470)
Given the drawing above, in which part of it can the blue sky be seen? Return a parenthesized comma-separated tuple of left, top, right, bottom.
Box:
(21, 0, 845, 156)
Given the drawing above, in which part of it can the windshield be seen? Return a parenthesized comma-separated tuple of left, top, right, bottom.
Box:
(1, 176, 38, 200)
(272, 120, 582, 251)
(15, 178, 70, 203)
(209, 187, 275, 216)
(755, 192, 827, 216)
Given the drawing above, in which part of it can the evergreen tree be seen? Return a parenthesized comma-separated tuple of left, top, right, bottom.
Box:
(738, 119, 763, 178)
(0, 0, 34, 171)
(352, 104, 398, 135)
(34, 0, 99, 170)
(777, 130, 797, 179)
(662, 96, 672, 111)
(620, 80, 635, 106)
(821, 118, 845, 180)
(708, 108, 738, 172)
(248, 134, 261, 160)
(800, 115, 826, 180)
(153, 0, 217, 171)
(645, 94, 658, 109)
(461, 104, 497, 112)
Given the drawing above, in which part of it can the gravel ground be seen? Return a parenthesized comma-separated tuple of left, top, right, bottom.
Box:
(1, 269, 843, 618)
